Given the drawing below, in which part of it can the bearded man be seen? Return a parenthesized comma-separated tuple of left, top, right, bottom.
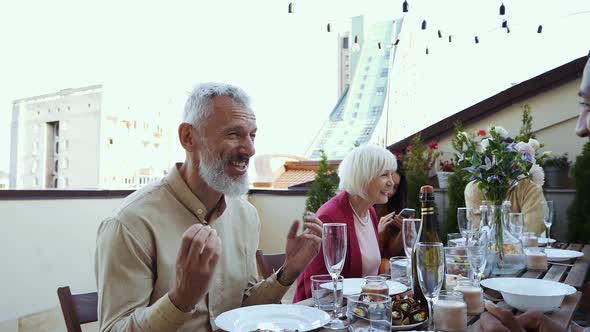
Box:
(95, 83, 323, 332)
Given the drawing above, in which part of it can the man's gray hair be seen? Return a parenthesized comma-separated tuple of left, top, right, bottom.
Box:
(183, 82, 252, 129)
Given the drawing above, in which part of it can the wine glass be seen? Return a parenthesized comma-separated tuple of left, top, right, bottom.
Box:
(543, 201, 554, 248)
(457, 207, 475, 243)
(322, 223, 348, 329)
(466, 232, 488, 282)
(509, 213, 524, 239)
(402, 218, 421, 285)
(415, 242, 444, 330)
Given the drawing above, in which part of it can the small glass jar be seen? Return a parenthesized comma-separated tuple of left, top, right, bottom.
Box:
(361, 276, 389, 296)
(454, 279, 484, 315)
(433, 290, 467, 331)
(525, 247, 548, 271)
(521, 231, 538, 248)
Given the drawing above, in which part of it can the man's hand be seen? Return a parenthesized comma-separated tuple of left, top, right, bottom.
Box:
(478, 301, 566, 332)
(169, 224, 222, 312)
(279, 213, 323, 285)
(517, 310, 567, 332)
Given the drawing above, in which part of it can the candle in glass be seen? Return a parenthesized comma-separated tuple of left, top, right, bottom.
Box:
(454, 279, 484, 315)
(433, 290, 467, 331)
(526, 247, 548, 271)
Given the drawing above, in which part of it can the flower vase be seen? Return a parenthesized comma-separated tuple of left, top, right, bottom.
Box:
(487, 205, 526, 276)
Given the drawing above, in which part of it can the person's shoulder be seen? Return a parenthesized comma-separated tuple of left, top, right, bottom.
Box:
(226, 195, 260, 222)
(317, 192, 347, 221)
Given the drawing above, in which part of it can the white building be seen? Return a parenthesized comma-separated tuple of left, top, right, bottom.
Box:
(9, 85, 177, 189)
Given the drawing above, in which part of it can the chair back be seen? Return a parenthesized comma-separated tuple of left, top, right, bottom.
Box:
(57, 286, 98, 332)
(256, 249, 286, 279)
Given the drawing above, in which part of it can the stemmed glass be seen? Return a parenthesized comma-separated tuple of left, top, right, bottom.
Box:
(509, 213, 525, 239)
(322, 223, 348, 330)
(466, 232, 489, 282)
(402, 218, 422, 285)
(415, 242, 444, 330)
(544, 201, 554, 248)
(457, 207, 475, 243)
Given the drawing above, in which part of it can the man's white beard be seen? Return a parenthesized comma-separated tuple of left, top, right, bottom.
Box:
(198, 151, 250, 197)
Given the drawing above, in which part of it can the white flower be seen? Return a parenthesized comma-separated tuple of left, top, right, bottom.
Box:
(528, 138, 541, 150)
(529, 163, 545, 186)
(489, 126, 509, 138)
(456, 131, 468, 139)
(515, 142, 535, 156)
(481, 138, 491, 150)
(541, 151, 552, 158)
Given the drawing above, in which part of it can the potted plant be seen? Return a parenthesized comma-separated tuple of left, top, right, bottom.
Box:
(436, 159, 455, 189)
(542, 153, 571, 188)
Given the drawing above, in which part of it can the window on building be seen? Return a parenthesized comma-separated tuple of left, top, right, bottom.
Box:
(342, 37, 349, 49)
(53, 177, 59, 188)
(32, 142, 39, 155)
(107, 137, 113, 145)
(376, 87, 385, 96)
(354, 103, 360, 109)
(64, 177, 70, 187)
(33, 124, 40, 134)
(64, 140, 70, 150)
(63, 158, 69, 169)
(67, 106, 71, 111)
(62, 121, 68, 131)
(352, 112, 358, 119)
(34, 177, 39, 187)
(88, 103, 91, 108)
(357, 93, 363, 99)
(360, 84, 365, 90)
(380, 68, 388, 77)
(54, 160, 59, 173)
(31, 160, 38, 174)
(362, 75, 367, 81)
(365, 66, 370, 72)
(372, 106, 382, 113)
(367, 56, 373, 63)
(55, 141, 59, 154)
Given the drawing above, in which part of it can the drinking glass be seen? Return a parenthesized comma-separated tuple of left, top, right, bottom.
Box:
(402, 218, 421, 285)
(311, 274, 343, 313)
(543, 201, 554, 248)
(322, 223, 348, 329)
(509, 213, 524, 238)
(433, 290, 467, 331)
(347, 293, 392, 332)
(416, 242, 445, 330)
(389, 256, 409, 284)
(466, 232, 488, 282)
(457, 207, 475, 240)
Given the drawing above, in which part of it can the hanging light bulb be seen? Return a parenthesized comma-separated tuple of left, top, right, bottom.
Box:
(421, 20, 427, 30)
(403, 0, 409, 13)
(475, 36, 480, 44)
(500, 3, 506, 15)
(507, 27, 511, 33)
(288, 2, 294, 13)
(394, 39, 400, 46)
(438, 30, 442, 38)
(327, 23, 331, 32)
(448, 35, 452, 43)
(425, 47, 429, 55)
(502, 20, 508, 28)
(352, 35, 361, 52)
(378, 42, 382, 50)
(537, 25, 543, 33)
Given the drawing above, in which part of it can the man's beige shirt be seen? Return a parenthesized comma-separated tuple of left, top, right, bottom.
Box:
(95, 165, 289, 332)
(464, 179, 548, 235)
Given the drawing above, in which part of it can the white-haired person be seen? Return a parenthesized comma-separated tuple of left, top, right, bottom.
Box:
(95, 82, 323, 332)
(293, 144, 398, 301)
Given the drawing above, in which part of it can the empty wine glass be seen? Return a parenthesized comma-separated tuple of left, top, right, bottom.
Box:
(543, 201, 554, 248)
(416, 242, 444, 330)
(457, 207, 475, 242)
(466, 232, 488, 282)
(509, 213, 524, 239)
(402, 218, 421, 285)
(322, 223, 348, 329)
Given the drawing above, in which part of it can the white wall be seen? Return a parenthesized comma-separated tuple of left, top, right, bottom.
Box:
(0, 192, 306, 323)
(0, 198, 123, 322)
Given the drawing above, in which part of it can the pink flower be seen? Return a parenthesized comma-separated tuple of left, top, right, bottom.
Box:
(477, 130, 486, 136)
(405, 145, 412, 152)
(428, 141, 439, 150)
(395, 152, 402, 159)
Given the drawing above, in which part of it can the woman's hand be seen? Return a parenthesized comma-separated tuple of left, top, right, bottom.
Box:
(378, 212, 396, 235)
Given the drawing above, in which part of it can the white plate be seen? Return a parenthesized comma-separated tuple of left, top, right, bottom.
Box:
(391, 321, 426, 331)
(215, 304, 330, 332)
(537, 237, 556, 245)
(545, 248, 584, 262)
(321, 278, 408, 296)
(481, 277, 576, 312)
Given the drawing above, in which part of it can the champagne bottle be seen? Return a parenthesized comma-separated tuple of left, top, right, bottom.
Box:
(411, 185, 441, 318)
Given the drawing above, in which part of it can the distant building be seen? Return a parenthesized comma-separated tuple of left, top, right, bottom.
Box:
(0, 171, 8, 189)
(306, 16, 404, 160)
(9, 85, 176, 189)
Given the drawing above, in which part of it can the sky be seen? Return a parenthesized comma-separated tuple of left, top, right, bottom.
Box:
(1, 0, 588, 174)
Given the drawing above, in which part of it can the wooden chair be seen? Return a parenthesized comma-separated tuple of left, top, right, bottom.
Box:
(57, 286, 98, 332)
(256, 249, 286, 279)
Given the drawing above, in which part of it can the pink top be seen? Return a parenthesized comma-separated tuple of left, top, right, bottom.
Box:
(353, 213, 381, 276)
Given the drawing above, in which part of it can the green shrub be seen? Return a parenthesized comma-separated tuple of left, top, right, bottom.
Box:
(304, 150, 339, 214)
(567, 142, 590, 244)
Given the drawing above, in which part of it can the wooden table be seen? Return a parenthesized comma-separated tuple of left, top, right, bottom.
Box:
(296, 243, 589, 331)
